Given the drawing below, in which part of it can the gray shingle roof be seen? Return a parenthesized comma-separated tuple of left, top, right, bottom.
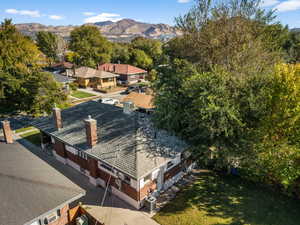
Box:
(52, 72, 75, 83)
(0, 141, 85, 225)
(31, 101, 187, 179)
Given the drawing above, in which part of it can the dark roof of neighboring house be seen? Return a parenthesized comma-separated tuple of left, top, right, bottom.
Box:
(74, 67, 119, 79)
(0, 141, 85, 225)
(122, 92, 154, 109)
(31, 101, 187, 179)
(51, 61, 74, 69)
(98, 63, 147, 75)
(52, 72, 75, 83)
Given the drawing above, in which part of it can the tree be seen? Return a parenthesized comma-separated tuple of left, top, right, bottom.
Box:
(111, 42, 131, 64)
(131, 37, 163, 65)
(0, 19, 66, 115)
(36, 31, 59, 64)
(130, 49, 153, 69)
(69, 25, 112, 68)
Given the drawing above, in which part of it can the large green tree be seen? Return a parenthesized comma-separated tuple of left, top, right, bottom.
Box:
(36, 31, 60, 64)
(0, 19, 66, 115)
(69, 25, 112, 68)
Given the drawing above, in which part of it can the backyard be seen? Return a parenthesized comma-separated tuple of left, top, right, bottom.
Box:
(20, 130, 41, 146)
(153, 172, 300, 225)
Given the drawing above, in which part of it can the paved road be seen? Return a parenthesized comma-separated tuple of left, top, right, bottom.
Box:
(17, 137, 159, 225)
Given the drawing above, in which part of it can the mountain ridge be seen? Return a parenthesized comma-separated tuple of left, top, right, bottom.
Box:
(15, 18, 181, 42)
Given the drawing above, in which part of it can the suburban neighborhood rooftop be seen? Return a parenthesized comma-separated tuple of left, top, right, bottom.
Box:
(98, 63, 147, 75)
(31, 101, 187, 178)
(73, 66, 119, 79)
(0, 141, 85, 225)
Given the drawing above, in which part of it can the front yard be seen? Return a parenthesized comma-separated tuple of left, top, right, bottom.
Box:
(71, 90, 96, 99)
(153, 173, 300, 225)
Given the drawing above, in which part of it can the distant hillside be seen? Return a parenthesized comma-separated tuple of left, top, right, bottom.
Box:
(15, 19, 181, 42)
(291, 28, 300, 33)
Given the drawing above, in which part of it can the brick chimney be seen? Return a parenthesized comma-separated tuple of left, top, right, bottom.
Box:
(53, 105, 63, 130)
(1, 120, 13, 144)
(84, 115, 97, 148)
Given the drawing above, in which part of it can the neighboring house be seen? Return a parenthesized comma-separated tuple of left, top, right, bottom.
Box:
(98, 63, 147, 84)
(122, 92, 154, 113)
(50, 61, 74, 74)
(73, 66, 119, 89)
(31, 101, 194, 209)
(0, 121, 85, 225)
(52, 72, 75, 85)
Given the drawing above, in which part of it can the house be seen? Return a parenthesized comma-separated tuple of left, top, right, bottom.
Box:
(31, 101, 194, 209)
(73, 66, 119, 89)
(50, 61, 74, 73)
(122, 92, 154, 113)
(98, 63, 147, 84)
(0, 120, 85, 225)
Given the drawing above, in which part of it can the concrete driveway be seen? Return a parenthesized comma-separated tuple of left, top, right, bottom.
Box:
(17, 138, 160, 225)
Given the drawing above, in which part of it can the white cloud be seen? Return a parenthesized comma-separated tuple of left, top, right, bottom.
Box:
(178, 0, 191, 3)
(49, 15, 63, 20)
(275, 0, 300, 12)
(84, 13, 122, 23)
(83, 12, 95, 16)
(5, 8, 40, 17)
(260, 0, 280, 7)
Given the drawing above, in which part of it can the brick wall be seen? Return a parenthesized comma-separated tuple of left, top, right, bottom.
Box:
(49, 204, 69, 225)
(54, 140, 67, 158)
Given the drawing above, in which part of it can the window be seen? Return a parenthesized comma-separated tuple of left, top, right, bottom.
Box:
(144, 173, 151, 183)
(124, 175, 131, 184)
(167, 161, 174, 169)
(103, 78, 114, 83)
(100, 163, 114, 172)
(78, 151, 88, 160)
(44, 211, 58, 224)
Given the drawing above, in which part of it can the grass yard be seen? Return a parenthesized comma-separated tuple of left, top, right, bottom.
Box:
(71, 90, 95, 99)
(15, 126, 36, 133)
(153, 173, 300, 225)
(20, 130, 41, 146)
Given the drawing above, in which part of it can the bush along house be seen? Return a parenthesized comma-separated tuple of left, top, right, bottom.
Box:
(31, 101, 194, 209)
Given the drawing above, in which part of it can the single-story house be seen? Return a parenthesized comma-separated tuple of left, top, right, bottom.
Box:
(122, 92, 154, 113)
(31, 101, 194, 209)
(73, 66, 119, 89)
(98, 63, 147, 84)
(49, 61, 74, 73)
(0, 121, 85, 225)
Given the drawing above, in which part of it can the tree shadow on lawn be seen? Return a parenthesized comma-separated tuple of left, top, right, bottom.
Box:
(159, 173, 300, 225)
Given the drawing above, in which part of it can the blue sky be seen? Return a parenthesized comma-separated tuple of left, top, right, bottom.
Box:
(0, 0, 299, 28)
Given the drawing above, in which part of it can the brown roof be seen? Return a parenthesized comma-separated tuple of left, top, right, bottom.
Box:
(52, 61, 74, 69)
(122, 92, 154, 109)
(98, 63, 147, 75)
(74, 66, 119, 79)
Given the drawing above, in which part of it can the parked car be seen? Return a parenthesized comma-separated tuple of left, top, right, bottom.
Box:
(99, 98, 120, 105)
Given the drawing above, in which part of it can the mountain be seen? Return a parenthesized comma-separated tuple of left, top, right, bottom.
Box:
(15, 19, 181, 42)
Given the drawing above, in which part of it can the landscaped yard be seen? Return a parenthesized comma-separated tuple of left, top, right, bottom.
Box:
(71, 90, 95, 99)
(153, 173, 300, 225)
(15, 126, 36, 133)
(20, 130, 41, 146)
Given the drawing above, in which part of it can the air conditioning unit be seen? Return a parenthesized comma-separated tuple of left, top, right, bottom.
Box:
(115, 178, 122, 190)
(117, 171, 124, 180)
(76, 215, 88, 225)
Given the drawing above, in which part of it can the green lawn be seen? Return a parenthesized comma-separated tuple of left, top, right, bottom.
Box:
(71, 90, 95, 99)
(15, 126, 36, 133)
(153, 173, 300, 225)
(20, 130, 41, 146)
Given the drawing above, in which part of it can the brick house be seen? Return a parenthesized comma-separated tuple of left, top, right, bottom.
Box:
(0, 121, 85, 225)
(98, 63, 147, 84)
(31, 101, 194, 209)
(73, 66, 119, 89)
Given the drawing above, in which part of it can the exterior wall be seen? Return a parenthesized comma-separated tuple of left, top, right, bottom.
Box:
(48, 204, 69, 225)
(76, 78, 90, 88)
(76, 77, 117, 89)
(97, 77, 117, 89)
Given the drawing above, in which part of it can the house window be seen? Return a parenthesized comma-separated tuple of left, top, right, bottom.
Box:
(124, 175, 131, 184)
(103, 78, 114, 83)
(167, 161, 174, 170)
(44, 211, 58, 224)
(100, 163, 114, 173)
(144, 173, 151, 183)
(78, 151, 87, 160)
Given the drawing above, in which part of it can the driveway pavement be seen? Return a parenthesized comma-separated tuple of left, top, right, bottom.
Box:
(16, 137, 159, 225)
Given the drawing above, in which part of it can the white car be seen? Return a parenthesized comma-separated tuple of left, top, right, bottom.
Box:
(99, 98, 120, 105)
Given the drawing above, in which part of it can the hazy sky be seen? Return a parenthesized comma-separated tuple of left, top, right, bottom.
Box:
(0, 0, 299, 28)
